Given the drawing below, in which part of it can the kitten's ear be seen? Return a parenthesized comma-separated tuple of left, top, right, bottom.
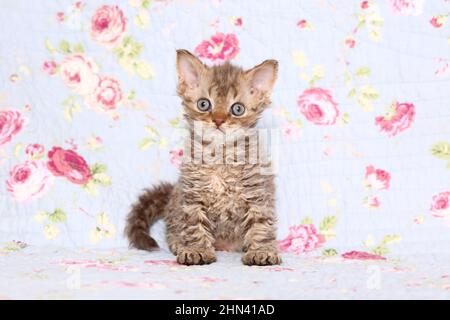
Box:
(245, 60, 278, 96)
(176, 49, 206, 89)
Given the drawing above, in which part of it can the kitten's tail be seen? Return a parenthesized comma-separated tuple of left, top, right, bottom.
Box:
(125, 182, 174, 251)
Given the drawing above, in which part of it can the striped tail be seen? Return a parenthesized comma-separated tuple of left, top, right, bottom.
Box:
(125, 182, 174, 251)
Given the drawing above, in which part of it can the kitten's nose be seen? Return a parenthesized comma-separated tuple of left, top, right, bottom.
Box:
(212, 118, 225, 128)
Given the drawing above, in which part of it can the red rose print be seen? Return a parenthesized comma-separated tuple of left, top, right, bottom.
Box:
(47, 147, 91, 185)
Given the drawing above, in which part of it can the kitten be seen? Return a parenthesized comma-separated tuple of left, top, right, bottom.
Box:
(125, 49, 280, 266)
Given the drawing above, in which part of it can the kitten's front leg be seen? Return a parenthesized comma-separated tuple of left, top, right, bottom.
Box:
(176, 202, 216, 266)
(241, 206, 281, 266)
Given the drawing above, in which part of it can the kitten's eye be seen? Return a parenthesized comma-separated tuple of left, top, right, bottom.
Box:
(197, 98, 212, 112)
(230, 103, 245, 116)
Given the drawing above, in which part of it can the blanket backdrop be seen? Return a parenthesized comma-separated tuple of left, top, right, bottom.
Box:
(1, 0, 450, 259)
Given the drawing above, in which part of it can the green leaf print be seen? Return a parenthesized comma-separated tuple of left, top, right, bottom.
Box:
(431, 142, 450, 160)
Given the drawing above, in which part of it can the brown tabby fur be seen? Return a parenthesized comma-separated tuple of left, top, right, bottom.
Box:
(125, 49, 280, 266)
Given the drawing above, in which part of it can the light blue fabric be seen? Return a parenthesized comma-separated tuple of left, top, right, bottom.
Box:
(0, 0, 449, 258)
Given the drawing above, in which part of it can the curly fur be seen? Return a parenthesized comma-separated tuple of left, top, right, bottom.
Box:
(125, 50, 280, 266)
(125, 182, 173, 251)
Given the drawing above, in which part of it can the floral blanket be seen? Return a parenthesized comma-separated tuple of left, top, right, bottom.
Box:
(1, 242, 450, 299)
(0, 0, 450, 299)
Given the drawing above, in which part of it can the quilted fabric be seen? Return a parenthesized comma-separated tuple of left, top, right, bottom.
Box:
(1, 245, 450, 299)
(0, 0, 449, 299)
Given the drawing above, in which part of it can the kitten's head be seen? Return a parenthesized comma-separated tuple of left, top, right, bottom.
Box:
(176, 49, 278, 132)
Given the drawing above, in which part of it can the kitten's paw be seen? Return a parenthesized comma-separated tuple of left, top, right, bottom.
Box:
(242, 250, 281, 266)
(176, 248, 217, 266)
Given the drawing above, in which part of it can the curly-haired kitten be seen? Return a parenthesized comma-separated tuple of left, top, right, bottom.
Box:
(125, 49, 280, 266)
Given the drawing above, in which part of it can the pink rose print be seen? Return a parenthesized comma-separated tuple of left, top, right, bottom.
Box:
(281, 122, 301, 140)
(342, 251, 386, 260)
(0, 110, 26, 147)
(42, 61, 57, 76)
(297, 88, 340, 125)
(74, 1, 83, 10)
(47, 147, 91, 185)
(101, 280, 165, 289)
(144, 260, 178, 266)
(25, 144, 45, 159)
(278, 224, 325, 254)
(375, 102, 415, 137)
(389, 0, 423, 16)
(6, 160, 54, 201)
(195, 33, 239, 63)
(169, 149, 183, 168)
(413, 215, 424, 225)
(56, 12, 65, 22)
(296, 19, 308, 29)
(86, 76, 123, 112)
(364, 165, 391, 190)
(233, 17, 243, 27)
(435, 58, 449, 77)
(59, 54, 99, 95)
(91, 5, 127, 48)
(53, 260, 137, 272)
(266, 267, 295, 272)
(363, 195, 381, 209)
(360, 1, 370, 9)
(345, 37, 356, 49)
(430, 191, 450, 218)
(430, 16, 446, 28)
